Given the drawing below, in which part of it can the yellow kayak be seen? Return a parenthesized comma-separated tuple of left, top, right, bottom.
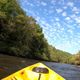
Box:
(2, 63, 65, 80)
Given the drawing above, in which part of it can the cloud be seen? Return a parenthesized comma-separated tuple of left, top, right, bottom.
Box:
(72, 7, 79, 12)
(56, 8, 63, 13)
(65, 16, 71, 21)
(70, 14, 80, 24)
(67, 2, 74, 7)
(67, 29, 73, 34)
(75, 17, 80, 24)
(64, 16, 73, 24)
(72, 6, 80, 14)
(70, 14, 76, 20)
(55, 17, 60, 21)
(41, 1, 47, 6)
(51, 0, 56, 5)
(63, 6, 67, 10)
(62, 11, 67, 17)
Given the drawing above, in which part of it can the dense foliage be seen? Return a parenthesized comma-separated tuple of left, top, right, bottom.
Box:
(69, 51, 80, 65)
(0, 0, 51, 60)
(0, 0, 80, 65)
(47, 45, 72, 63)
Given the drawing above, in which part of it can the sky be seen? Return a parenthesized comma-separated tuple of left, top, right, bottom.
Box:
(20, 0, 80, 54)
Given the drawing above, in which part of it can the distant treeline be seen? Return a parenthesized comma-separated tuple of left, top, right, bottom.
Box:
(0, 0, 80, 65)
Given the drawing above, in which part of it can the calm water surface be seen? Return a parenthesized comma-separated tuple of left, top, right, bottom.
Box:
(43, 62, 80, 80)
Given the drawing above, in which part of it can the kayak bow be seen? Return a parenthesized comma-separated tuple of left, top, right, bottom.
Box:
(2, 63, 65, 80)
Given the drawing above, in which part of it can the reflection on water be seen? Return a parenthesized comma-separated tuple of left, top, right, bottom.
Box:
(43, 62, 80, 80)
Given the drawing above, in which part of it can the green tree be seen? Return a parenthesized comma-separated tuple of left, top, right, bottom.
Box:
(74, 51, 80, 65)
(0, 0, 50, 60)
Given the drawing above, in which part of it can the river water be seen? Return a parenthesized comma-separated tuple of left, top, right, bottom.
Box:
(43, 62, 80, 80)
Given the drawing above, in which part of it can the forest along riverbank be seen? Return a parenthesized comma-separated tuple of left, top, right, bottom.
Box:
(0, 54, 80, 80)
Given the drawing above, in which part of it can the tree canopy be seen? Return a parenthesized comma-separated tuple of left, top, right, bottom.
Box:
(0, 0, 50, 60)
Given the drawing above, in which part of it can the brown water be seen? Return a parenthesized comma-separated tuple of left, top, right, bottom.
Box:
(0, 54, 80, 80)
